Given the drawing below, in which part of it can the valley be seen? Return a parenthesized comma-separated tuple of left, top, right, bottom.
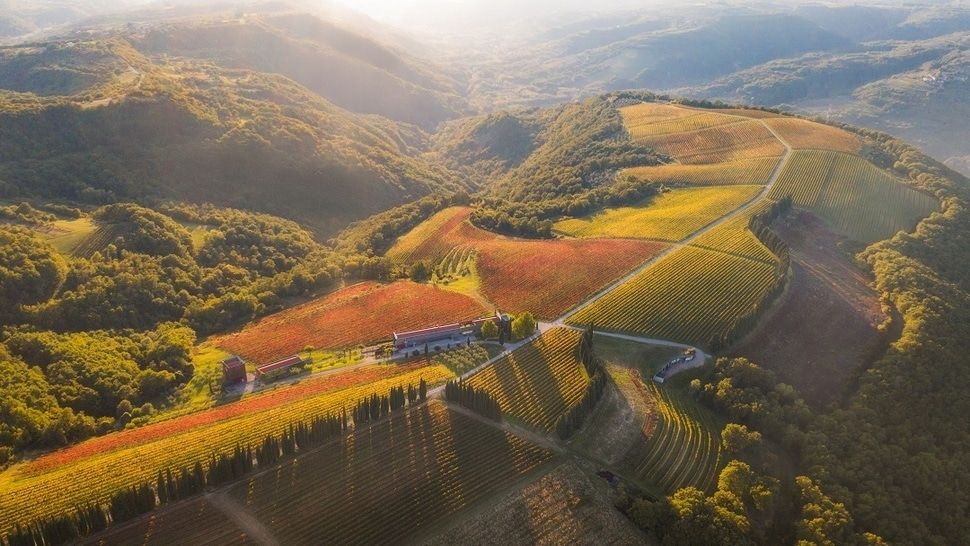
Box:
(0, 3, 969, 545)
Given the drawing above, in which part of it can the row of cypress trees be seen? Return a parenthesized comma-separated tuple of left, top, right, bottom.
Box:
(2, 380, 429, 546)
(556, 325, 608, 439)
(352, 379, 427, 425)
(709, 195, 794, 353)
(444, 380, 502, 421)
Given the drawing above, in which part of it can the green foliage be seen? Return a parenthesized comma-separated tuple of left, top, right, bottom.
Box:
(93, 204, 194, 259)
(2, 323, 194, 418)
(510, 312, 537, 341)
(479, 319, 499, 340)
(0, 227, 67, 322)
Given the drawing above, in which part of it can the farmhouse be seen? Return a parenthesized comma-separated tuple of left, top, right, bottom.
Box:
(255, 355, 309, 378)
(393, 323, 466, 350)
(221, 356, 247, 384)
(393, 311, 512, 350)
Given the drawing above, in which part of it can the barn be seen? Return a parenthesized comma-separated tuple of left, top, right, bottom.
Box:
(221, 356, 247, 384)
(255, 355, 309, 379)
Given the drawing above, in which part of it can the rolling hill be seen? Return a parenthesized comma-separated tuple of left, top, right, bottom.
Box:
(0, 37, 461, 236)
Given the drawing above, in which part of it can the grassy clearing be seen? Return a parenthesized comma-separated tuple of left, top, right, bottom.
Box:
(554, 185, 762, 241)
(769, 150, 937, 243)
(29, 217, 98, 255)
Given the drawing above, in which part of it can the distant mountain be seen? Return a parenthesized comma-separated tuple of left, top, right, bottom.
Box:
(133, 13, 468, 128)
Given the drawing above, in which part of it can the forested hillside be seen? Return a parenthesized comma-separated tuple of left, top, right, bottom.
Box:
(0, 36, 460, 237)
(133, 14, 467, 127)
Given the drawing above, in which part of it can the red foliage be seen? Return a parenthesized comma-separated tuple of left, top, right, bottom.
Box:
(397, 207, 668, 319)
(27, 363, 425, 473)
(214, 281, 487, 363)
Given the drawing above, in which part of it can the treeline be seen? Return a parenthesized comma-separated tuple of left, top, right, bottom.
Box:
(472, 174, 662, 238)
(555, 326, 608, 439)
(351, 380, 427, 425)
(444, 381, 501, 421)
(2, 381, 430, 546)
(434, 95, 664, 238)
(708, 197, 793, 353)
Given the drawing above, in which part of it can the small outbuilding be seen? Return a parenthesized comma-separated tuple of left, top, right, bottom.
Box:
(221, 356, 247, 384)
(255, 355, 309, 379)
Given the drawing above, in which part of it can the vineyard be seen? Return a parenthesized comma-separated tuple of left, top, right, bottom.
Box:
(70, 223, 125, 258)
(0, 365, 453, 534)
(623, 156, 780, 187)
(213, 281, 487, 363)
(769, 150, 938, 243)
(225, 401, 555, 545)
(81, 497, 254, 546)
(634, 119, 786, 164)
(620, 104, 742, 138)
(568, 245, 779, 347)
(466, 328, 590, 432)
(620, 377, 723, 493)
(387, 207, 491, 263)
(763, 117, 862, 153)
(385, 207, 667, 319)
(426, 463, 644, 545)
(553, 185, 763, 241)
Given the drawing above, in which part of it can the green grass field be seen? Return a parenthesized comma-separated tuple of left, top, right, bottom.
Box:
(30, 217, 98, 255)
(554, 185, 762, 241)
(769, 150, 937, 243)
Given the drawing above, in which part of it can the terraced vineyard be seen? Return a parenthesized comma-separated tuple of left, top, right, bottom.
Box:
(627, 380, 723, 494)
(623, 156, 780, 187)
(553, 185, 763, 241)
(71, 223, 123, 258)
(568, 245, 778, 347)
(689, 204, 778, 264)
(0, 366, 453, 535)
(226, 401, 554, 545)
(467, 328, 589, 432)
(770, 150, 938, 243)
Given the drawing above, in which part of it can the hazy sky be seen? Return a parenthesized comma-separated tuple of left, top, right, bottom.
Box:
(331, 0, 657, 32)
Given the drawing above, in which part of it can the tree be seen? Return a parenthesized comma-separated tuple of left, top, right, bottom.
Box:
(511, 312, 537, 340)
(480, 319, 499, 340)
(721, 423, 762, 460)
(409, 261, 430, 282)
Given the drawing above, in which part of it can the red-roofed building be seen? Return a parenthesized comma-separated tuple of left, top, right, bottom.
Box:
(222, 356, 247, 384)
(255, 355, 309, 378)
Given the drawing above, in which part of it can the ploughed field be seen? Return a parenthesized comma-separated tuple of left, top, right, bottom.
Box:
(388, 207, 667, 319)
(0, 363, 453, 535)
(212, 280, 488, 363)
